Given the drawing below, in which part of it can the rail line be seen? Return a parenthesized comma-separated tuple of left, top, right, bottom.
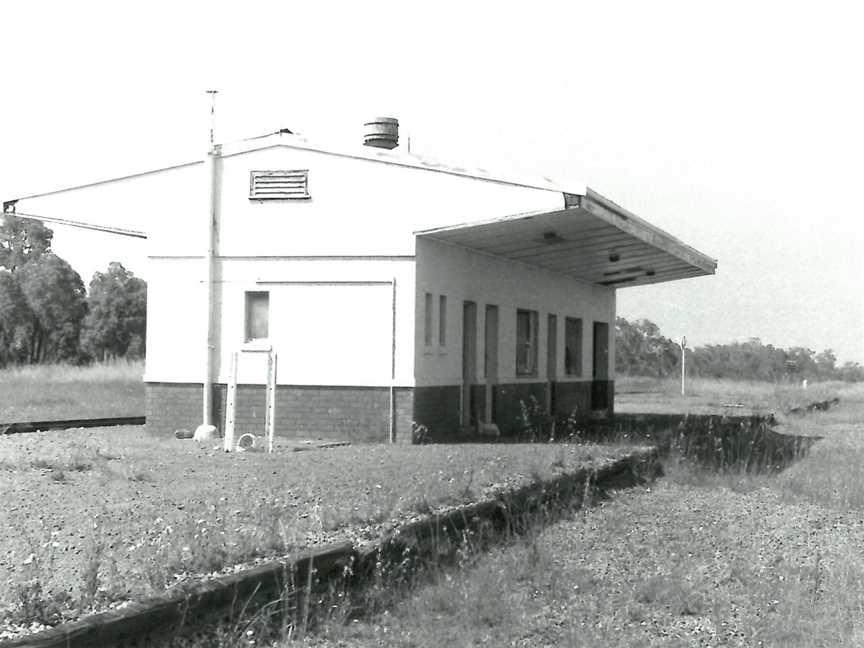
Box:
(0, 449, 659, 648)
(0, 416, 145, 435)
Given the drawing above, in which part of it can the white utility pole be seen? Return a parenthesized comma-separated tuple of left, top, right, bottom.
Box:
(680, 336, 687, 396)
(202, 90, 221, 430)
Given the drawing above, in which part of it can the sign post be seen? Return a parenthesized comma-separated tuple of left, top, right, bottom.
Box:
(680, 336, 687, 397)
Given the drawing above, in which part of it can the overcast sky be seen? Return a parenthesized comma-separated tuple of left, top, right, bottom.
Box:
(1, 1, 861, 362)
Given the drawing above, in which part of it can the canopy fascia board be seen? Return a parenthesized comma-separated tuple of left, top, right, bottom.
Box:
(567, 189, 717, 275)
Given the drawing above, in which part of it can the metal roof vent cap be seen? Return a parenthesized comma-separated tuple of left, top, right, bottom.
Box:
(363, 117, 399, 149)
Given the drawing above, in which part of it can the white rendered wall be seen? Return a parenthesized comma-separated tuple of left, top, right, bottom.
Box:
(143, 257, 207, 383)
(414, 237, 616, 387)
(213, 146, 564, 257)
(144, 256, 416, 386)
(18, 144, 568, 388)
(141, 146, 565, 386)
(15, 147, 564, 259)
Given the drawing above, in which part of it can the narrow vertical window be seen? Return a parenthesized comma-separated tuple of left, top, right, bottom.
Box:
(245, 291, 269, 341)
(439, 295, 447, 346)
(565, 317, 583, 376)
(484, 305, 499, 379)
(547, 314, 557, 380)
(516, 309, 538, 375)
(424, 292, 433, 346)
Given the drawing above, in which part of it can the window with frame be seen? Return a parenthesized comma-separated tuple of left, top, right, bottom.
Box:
(439, 295, 447, 346)
(424, 292, 433, 346)
(516, 309, 538, 376)
(245, 291, 270, 341)
(564, 317, 583, 376)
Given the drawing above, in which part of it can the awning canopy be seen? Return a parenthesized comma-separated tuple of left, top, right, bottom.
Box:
(415, 188, 716, 288)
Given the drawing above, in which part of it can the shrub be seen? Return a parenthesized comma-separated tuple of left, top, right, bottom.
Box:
(412, 422, 431, 444)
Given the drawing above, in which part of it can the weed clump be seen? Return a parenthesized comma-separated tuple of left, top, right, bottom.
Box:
(517, 397, 585, 444)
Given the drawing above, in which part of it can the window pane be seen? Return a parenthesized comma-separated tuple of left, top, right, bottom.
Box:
(516, 311, 528, 372)
(516, 309, 538, 375)
(530, 311, 538, 373)
(439, 295, 447, 346)
(547, 314, 557, 380)
(245, 292, 269, 340)
(484, 305, 499, 379)
(424, 293, 433, 346)
(565, 317, 583, 376)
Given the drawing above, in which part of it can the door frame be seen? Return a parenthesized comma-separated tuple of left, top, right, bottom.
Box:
(592, 320, 610, 411)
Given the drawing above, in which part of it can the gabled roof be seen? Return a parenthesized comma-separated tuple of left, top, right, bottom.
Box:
(5, 130, 584, 205)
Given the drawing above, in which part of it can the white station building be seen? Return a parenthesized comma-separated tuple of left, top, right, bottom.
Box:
(4, 119, 716, 441)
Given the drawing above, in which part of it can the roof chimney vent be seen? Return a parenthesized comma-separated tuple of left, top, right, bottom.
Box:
(363, 117, 399, 149)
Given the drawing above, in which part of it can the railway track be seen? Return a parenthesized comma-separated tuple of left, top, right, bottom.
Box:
(0, 449, 659, 648)
(0, 416, 145, 435)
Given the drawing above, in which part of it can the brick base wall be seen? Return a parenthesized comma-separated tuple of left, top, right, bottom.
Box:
(146, 380, 613, 444)
(146, 383, 414, 443)
(146, 383, 204, 438)
(491, 383, 547, 436)
(411, 380, 613, 439)
(412, 386, 461, 440)
(591, 380, 615, 414)
(469, 385, 486, 427)
(553, 381, 593, 418)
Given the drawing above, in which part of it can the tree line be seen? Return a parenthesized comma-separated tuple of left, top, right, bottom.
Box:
(0, 215, 146, 367)
(616, 316, 864, 382)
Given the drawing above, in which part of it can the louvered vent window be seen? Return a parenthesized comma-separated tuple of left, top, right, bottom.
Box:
(249, 170, 310, 200)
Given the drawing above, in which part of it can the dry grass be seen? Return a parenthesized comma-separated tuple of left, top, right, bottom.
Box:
(0, 360, 144, 421)
(615, 374, 853, 416)
(279, 384, 864, 648)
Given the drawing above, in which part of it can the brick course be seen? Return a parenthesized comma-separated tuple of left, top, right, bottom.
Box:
(553, 381, 593, 419)
(412, 386, 461, 439)
(146, 383, 204, 437)
(146, 383, 414, 443)
(146, 381, 612, 443)
(469, 385, 486, 427)
(492, 382, 548, 437)
(591, 379, 615, 414)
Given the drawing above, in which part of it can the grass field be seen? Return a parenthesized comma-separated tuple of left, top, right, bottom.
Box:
(294, 384, 864, 648)
(615, 374, 851, 416)
(0, 363, 842, 423)
(0, 360, 144, 422)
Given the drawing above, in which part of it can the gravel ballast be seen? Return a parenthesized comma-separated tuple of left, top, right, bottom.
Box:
(0, 427, 639, 636)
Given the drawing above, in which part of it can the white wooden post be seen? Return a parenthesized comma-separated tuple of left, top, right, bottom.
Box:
(224, 351, 238, 451)
(265, 352, 278, 453)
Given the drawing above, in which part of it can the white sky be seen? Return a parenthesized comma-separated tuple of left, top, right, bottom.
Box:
(1, 1, 862, 362)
